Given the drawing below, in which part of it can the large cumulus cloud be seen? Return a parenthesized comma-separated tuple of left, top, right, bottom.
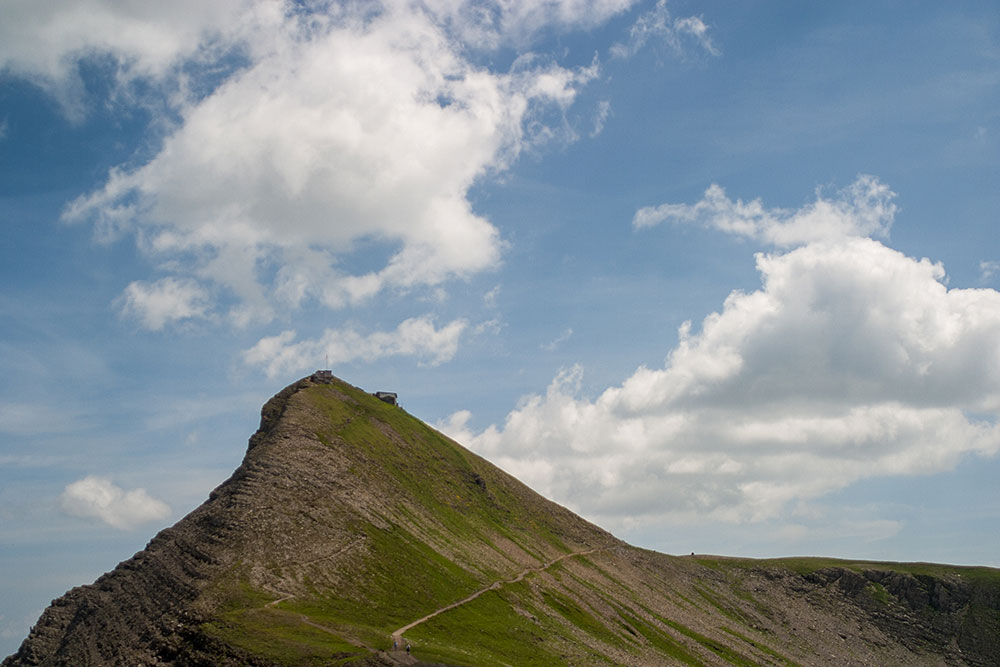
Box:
(60, 2, 600, 331)
(442, 180, 1000, 529)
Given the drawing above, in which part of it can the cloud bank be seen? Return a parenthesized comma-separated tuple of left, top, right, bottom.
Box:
(443, 182, 1000, 529)
(60, 476, 171, 530)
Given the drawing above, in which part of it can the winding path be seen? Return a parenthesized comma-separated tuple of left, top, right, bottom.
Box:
(261, 538, 371, 647)
(390, 546, 608, 645)
(261, 541, 611, 661)
(263, 537, 366, 609)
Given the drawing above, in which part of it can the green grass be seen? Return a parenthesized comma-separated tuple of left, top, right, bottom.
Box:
(211, 572, 279, 612)
(406, 587, 565, 666)
(281, 522, 483, 640)
(202, 608, 362, 665)
(540, 588, 625, 650)
(200, 568, 368, 662)
(656, 616, 757, 667)
(614, 607, 706, 666)
(303, 382, 572, 558)
(200, 379, 621, 663)
(865, 581, 892, 605)
(695, 555, 1000, 584)
(692, 583, 757, 627)
(720, 626, 800, 666)
(200, 520, 490, 659)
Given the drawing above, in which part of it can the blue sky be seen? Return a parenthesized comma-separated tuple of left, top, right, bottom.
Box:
(1, 0, 999, 654)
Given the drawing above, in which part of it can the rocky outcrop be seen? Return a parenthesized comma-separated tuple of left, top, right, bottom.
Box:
(5, 505, 233, 665)
(3, 377, 321, 667)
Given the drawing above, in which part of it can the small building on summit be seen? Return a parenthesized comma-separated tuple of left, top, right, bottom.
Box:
(374, 391, 398, 406)
(312, 370, 334, 383)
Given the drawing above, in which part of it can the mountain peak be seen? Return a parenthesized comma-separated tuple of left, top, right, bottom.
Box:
(6, 375, 1000, 666)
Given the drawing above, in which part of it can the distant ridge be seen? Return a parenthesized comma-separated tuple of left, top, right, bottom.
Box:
(6, 374, 1000, 666)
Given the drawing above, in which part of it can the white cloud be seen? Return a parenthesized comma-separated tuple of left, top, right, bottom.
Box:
(473, 317, 503, 336)
(980, 260, 1000, 283)
(541, 327, 574, 351)
(0, 0, 631, 102)
(60, 476, 171, 530)
(590, 99, 611, 137)
(0, 0, 256, 119)
(436, 409, 478, 443)
(58, 2, 599, 328)
(444, 233, 1000, 529)
(243, 315, 468, 378)
(672, 16, 719, 56)
(611, 0, 719, 60)
(422, 0, 637, 49)
(117, 277, 212, 331)
(483, 285, 502, 308)
(633, 174, 897, 247)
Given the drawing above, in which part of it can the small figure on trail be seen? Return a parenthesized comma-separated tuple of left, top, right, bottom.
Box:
(392, 637, 397, 650)
(405, 642, 411, 655)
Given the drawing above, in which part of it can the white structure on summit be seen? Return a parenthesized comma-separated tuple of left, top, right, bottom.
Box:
(312, 370, 334, 383)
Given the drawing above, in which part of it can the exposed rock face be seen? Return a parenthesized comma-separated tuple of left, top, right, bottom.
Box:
(3, 378, 316, 667)
(5, 375, 1000, 666)
(798, 566, 1000, 664)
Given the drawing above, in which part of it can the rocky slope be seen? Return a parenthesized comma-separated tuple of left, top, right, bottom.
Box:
(5, 375, 1000, 666)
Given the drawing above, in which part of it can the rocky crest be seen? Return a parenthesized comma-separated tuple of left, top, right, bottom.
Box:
(5, 375, 1000, 666)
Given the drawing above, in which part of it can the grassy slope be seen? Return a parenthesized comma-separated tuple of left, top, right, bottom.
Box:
(197, 379, 1000, 666)
(199, 379, 626, 664)
(697, 555, 1000, 581)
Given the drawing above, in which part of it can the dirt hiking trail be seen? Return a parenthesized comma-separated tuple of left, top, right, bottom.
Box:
(390, 547, 607, 647)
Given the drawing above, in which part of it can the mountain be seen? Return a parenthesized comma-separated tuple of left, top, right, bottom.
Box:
(5, 374, 1000, 666)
